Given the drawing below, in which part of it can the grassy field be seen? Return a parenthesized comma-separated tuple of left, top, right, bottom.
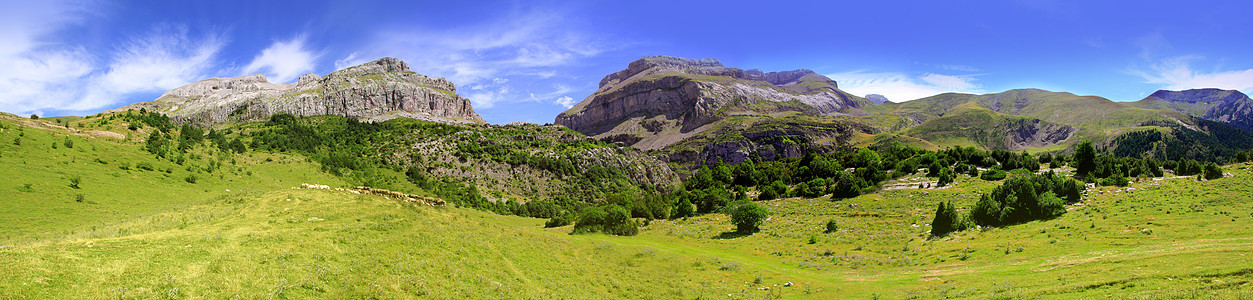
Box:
(3, 114, 1253, 298)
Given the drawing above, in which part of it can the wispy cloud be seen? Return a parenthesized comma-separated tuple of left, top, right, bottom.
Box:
(527, 84, 576, 108)
(1131, 56, 1253, 94)
(825, 71, 985, 102)
(82, 25, 224, 109)
(0, 2, 226, 116)
(0, 1, 95, 116)
(353, 7, 607, 109)
(243, 35, 318, 83)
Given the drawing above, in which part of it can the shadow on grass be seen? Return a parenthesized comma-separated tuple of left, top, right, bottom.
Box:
(714, 231, 753, 239)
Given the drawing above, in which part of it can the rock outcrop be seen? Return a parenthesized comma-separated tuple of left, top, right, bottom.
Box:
(109, 57, 484, 125)
(555, 55, 874, 156)
(866, 94, 891, 104)
(1133, 89, 1253, 133)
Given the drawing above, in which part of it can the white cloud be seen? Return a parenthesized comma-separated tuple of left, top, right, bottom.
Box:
(1132, 56, 1253, 94)
(554, 96, 576, 108)
(243, 35, 318, 83)
(0, 1, 95, 115)
(0, 2, 225, 116)
(81, 25, 224, 109)
(527, 84, 576, 108)
(351, 7, 607, 109)
(334, 52, 368, 70)
(825, 71, 985, 102)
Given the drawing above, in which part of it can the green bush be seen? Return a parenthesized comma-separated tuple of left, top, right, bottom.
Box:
(980, 167, 1007, 181)
(731, 203, 768, 233)
(931, 201, 961, 236)
(1204, 163, 1223, 180)
(573, 205, 637, 236)
(671, 198, 695, 219)
(824, 219, 838, 233)
(69, 176, 81, 189)
(545, 212, 572, 228)
(970, 172, 1079, 227)
(184, 174, 198, 184)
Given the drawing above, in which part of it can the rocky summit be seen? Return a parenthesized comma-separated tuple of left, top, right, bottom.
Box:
(554, 55, 874, 153)
(110, 57, 484, 125)
(1132, 88, 1253, 133)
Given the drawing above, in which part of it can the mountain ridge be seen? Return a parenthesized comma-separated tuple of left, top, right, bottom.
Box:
(109, 57, 484, 125)
(1131, 88, 1253, 133)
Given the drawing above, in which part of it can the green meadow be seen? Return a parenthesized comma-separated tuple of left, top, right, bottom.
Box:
(2, 114, 1252, 298)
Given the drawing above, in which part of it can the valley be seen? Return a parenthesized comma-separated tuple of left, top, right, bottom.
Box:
(3, 55, 1253, 299)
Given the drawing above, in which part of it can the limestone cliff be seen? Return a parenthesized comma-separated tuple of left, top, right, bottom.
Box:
(555, 56, 874, 156)
(110, 58, 484, 125)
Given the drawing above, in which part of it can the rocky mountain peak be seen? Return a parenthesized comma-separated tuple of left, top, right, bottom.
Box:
(110, 57, 483, 125)
(557, 55, 871, 162)
(1148, 88, 1249, 104)
(866, 94, 891, 104)
(597, 55, 823, 89)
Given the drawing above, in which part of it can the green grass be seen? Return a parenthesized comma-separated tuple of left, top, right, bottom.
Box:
(0, 115, 345, 244)
(4, 113, 1253, 298)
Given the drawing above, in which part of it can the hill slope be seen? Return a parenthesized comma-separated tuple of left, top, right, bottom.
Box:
(1131, 88, 1253, 133)
(109, 58, 483, 125)
(876, 89, 1253, 160)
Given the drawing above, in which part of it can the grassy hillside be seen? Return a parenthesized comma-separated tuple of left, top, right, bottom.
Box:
(3, 149, 1251, 298)
(0, 113, 345, 244)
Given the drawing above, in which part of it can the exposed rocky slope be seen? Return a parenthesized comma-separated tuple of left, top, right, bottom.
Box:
(865, 94, 891, 104)
(1131, 89, 1253, 133)
(879, 88, 1253, 156)
(110, 58, 483, 125)
(555, 55, 876, 165)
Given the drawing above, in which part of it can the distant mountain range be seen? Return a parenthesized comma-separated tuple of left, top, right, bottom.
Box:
(555, 56, 1253, 165)
(105, 55, 1253, 165)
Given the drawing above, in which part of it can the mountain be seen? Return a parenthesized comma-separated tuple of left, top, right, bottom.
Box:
(110, 57, 484, 125)
(555, 55, 876, 165)
(874, 88, 1253, 161)
(865, 94, 891, 104)
(1130, 88, 1253, 133)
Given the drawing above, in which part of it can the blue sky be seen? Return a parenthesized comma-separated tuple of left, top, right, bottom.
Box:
(2, 0, 1252, 124)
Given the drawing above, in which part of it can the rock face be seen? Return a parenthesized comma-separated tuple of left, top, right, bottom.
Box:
(866, 94, 891, 104)
(1133, 89, 1253, 133)
(110, 57, 484, 125)
(555, 56, 873, 155)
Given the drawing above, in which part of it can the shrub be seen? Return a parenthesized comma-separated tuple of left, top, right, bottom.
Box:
(64, 138, 73, 148)
(29, 114, 38, 119)
(75, 194, 85, 203)
(573, 206, 606, 234)
(545, 213, 572, 228)
(937, 168, 955, 187)
(184, 174, 198, 184)
(824, 219, 838, 233)
(980, 167, 1007, 181)
(602, 205, 638, 236)
(731, 203, 768, 233)
(970, 172, 1081, 227)
(573, 205, 637, 236)
(671, 198, 695, 219)
(136, 162, 155, 171)
(1204, 163, 1223, 180)
(930, 201, 961, 236)
(69, 176, 81, 189)
(1101, 171, 1128, 187)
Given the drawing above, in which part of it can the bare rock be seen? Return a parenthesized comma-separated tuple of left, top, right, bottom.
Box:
(108, 57, 483, 125)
